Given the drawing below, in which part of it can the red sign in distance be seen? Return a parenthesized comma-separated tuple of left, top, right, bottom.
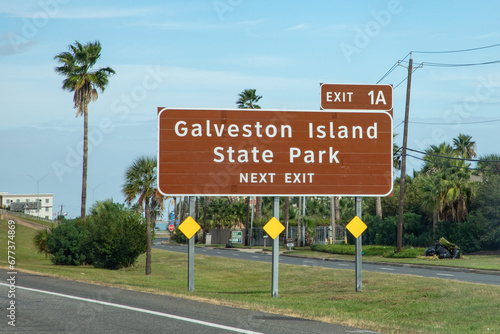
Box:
(320, 83, 393, 112)
(157, 108, 393, 197)
(168, 224, 175, 232)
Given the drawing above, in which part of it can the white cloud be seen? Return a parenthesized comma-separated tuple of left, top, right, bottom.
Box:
(285, 23, 309, 32)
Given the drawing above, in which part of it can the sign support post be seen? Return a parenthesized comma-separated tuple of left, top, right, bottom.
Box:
(272, 196, 280, 298)
(355, 197, 362, 292)
(188, 196, 196, 292)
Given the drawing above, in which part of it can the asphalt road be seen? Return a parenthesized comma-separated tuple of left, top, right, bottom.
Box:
(154, 242, 500, 286)
(0, 269, 377, 334)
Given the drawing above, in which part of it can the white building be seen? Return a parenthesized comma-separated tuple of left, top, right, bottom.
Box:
(0, 192, 54, 220)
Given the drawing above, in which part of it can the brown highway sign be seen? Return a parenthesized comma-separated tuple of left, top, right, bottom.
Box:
(157, 108, 393, 196)
(320, 83, 392, 112)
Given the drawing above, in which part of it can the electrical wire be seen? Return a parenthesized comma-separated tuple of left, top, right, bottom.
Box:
(406, 154, 500, 173)
(406, 147, 500, 163)
(410, 118, 500, 125)
(376, 61, 400, 84)
(423, 59, 500, 67)
(412, 43, 500, 54)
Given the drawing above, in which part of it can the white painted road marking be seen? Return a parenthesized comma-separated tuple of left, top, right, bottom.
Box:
(380, 267, 395, 271)
(0, 283, 263, 334)
(436, 273, 455, 277)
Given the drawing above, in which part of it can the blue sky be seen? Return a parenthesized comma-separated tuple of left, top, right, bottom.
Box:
(2, 0, 500, 218)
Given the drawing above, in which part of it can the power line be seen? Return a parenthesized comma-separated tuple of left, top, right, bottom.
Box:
(406, 147, 500, 163)
(412, 43, 500, 54)
(376, 61, 400, 84)
(410, 118, 500, 125)
(406, 154, 500, 173)
(393, 64, 422, 89)
(423, 59, 500, 67)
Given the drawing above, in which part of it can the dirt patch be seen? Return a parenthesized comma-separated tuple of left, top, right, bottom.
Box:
(2, 213, 50, 231)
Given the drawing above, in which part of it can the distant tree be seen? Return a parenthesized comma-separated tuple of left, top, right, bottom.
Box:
(54, 41, 115, 218)
(477, 154, 500, 175)
(237, 89, 263, 221)
(453, 133, 476, 159)
(122, 156, 159, 275)
(236, 88, 262, 109)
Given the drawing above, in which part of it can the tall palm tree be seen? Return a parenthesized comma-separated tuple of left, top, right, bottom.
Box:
(237, 88, 263, 220)
(453, 133, 476, 159)
(236, 88, 262, 109)
(54, 41, 115, 218)
(122, 156, 159, 276)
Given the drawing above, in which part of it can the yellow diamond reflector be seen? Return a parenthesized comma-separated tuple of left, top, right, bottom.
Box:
(264, 217, 285, 240)
(178, 216, 201, 239)
(346, 216, 367, 239)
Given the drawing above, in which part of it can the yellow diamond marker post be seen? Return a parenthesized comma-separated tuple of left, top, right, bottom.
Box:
(264, 217, 285, 240)
(178, 216, 201, 239)
(346, 216, 367, 239)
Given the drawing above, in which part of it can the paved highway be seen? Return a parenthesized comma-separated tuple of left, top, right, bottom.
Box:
(154, 242, 500, 286)
(0, 269, 377, 333)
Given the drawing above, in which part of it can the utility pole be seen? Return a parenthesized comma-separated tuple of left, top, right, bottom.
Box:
(26, 174, 49, 217)
(397, 53, 413, 252)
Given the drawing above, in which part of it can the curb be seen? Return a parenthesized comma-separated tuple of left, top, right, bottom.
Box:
(169, 243, 500, 277)
(281, 253, 500, 276)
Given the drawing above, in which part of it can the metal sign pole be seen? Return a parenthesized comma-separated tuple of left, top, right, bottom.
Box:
(355, 197, 362, 292)
(272, 196, 280, 298)
(188, 196, 196, 292)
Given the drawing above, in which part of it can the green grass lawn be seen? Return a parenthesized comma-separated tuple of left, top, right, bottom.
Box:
(1, 219, 500, 334)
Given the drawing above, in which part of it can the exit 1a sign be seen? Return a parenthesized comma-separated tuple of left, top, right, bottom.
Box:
(320, 83, 392, 112)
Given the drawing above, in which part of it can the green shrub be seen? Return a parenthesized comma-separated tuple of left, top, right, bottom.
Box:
(311, 244, 391, 256)
(47, 220, 90, 265)
(170, 227, 188, 244)
(84, 200, 147, 269)
(383, 247, 425, 258)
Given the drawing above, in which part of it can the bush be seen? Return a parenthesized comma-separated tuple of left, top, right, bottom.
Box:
(361, 213, 433, 247)
(311, 244, 392, 256)
(170, 227, 188, 244)
(84, 200, 147, 269)
(383, 247, 425, 258)
(47, 220, 90, 265)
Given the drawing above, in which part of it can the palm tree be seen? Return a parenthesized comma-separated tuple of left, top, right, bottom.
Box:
(236, 88, 262, 109)
(122, 156, 160, 276)
(54, 41, 115, 218)
(477, 154, 500, 175)
(420, 139, 476, 224)
(453, 133, 476, 159)
(237, 89, 263, 220)
(33, 229, 51, 257)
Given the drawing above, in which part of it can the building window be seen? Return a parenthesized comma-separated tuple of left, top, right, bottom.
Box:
(45, 207, 49, 212)
(45, 199, 50, 204)
(27, 199, 30, 202)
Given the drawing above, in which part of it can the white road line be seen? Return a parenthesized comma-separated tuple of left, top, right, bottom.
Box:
(436, 273, 455, 277)
(252, 256, 259, 259)
(0, 283, 263, 334)
(338, 264, 349, 266)
(380, 267, 395, 271)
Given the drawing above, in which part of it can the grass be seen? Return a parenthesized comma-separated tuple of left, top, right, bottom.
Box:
(290, 246, 500, 271)
(2, 219, 500, 333)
